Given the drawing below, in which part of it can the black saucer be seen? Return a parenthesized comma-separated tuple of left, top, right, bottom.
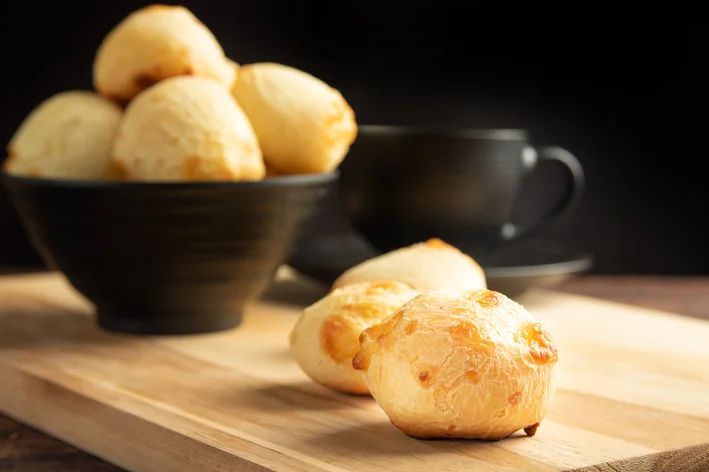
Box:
(287, 232, 593, 299)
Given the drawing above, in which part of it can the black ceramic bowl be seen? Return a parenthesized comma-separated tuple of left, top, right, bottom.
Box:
(1, 171, 338, 335)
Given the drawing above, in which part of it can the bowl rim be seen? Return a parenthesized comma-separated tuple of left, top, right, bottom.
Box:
(0, 169, 339, 189)
(357, 125, 529, 141)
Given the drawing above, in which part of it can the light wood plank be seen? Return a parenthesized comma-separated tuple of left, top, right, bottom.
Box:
(0, 271, 708, 472)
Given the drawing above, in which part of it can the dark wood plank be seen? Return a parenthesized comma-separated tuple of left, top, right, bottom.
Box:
(1, 273, 708, 471)
(0, 414, 122, 471)
(555, 275, 709, 321)
(574, 442, 709, 472)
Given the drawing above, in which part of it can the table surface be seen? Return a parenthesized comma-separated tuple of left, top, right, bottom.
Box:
(1, 274, 708, 472)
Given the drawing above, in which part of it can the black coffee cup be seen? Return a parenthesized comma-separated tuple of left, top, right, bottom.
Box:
(337, 126, 584, 256)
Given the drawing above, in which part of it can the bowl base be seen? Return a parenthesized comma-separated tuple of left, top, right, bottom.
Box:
(96, 308, 244, 335)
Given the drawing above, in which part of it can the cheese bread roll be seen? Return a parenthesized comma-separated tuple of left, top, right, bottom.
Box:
(113, 76, 264, 181)
(290, 280, 419, 394)
(231, 62, 357, 174)
(93, 5, 233, 104)
(354, 289, 559, 440)
(333, 238, 487, 292)
(5, 91, 122, 180)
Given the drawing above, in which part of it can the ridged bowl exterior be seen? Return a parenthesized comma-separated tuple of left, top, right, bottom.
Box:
(1, 172, 338, 335)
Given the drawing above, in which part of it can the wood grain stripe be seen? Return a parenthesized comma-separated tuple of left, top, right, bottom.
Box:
(572, 442, 709, 472)
(0, 363, 279, 472)
(549, 390, 709, 450)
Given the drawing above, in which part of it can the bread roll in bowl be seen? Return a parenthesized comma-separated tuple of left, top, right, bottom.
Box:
(264, 162, 284, 178)
(4, 91, 122, 180)
(353, 289, 559, 440)
(333, 238, 487, 292)
(231, 62, 357, 174)
(93, 5, 233, 104)
(224, 58, 240, 89)
(290, 280, 419, 394)
(113, 76, 264, 181)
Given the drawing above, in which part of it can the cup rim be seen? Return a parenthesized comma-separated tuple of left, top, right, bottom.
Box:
(0, 169, 339, 189)
(357, 125, 528, 141)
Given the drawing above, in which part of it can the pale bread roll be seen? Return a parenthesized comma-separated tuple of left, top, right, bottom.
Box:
(4, 91, 122, 180)
(113, 76, 264, 181)
(290, 280, 419, 394)
(353, 289, 559, 440)
(333, 238, 487, 292)
(93, 5, 233, 104)
(231, 62, 357, 174)
(224, 58, 240, 89)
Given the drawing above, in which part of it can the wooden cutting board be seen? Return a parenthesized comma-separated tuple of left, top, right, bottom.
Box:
(0, 270, 708, 472)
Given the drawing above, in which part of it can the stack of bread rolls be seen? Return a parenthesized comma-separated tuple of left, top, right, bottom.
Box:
(4, 5, 356, 182)
(290, 239, 559, 441)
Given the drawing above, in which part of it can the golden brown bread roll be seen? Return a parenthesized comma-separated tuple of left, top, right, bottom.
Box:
(333, 238, 487, 292)
(290, 280, 419, 394)
(4, 91, 122, 180)
(113, 76, 264, 181)
(353, 289, 559, 440)
(93, 5, 233, 104)
(264, 162, 284, 178)
(231, 62, 357, 174)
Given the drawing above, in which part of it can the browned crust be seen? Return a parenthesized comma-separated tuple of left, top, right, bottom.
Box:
(99, 61, 195, 106)
(516, 323, 559, 365)
(319, 315, 359, 363)
(524, 422, 540, 436)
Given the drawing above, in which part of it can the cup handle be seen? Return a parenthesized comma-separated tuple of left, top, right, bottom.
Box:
(501, 146, 585, 241)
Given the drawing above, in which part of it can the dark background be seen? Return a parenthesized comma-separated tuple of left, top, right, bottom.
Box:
(1, 2, 707, 274)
